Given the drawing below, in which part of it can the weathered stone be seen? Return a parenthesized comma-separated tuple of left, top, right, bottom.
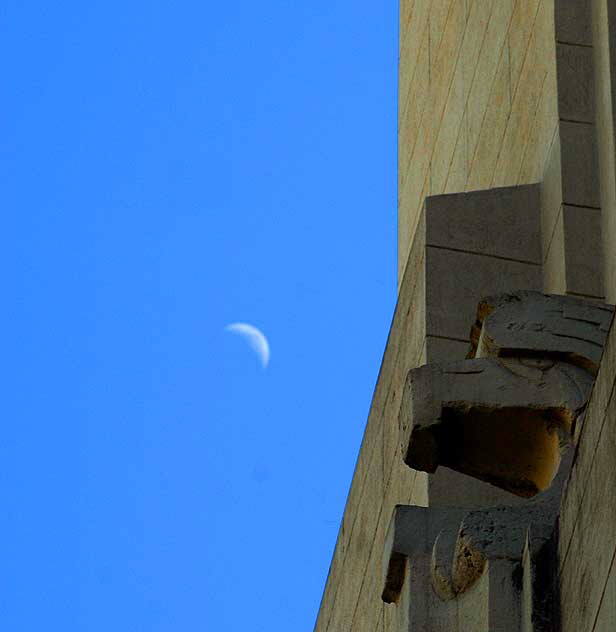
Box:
(424, 185, 541, 264)
(400, 356, 592, 496)
(401, 292, 613, 498)
(469, 291, 613, 375)
(556, 43, 595, 123)
(381, 464, 565, 631)
(555, 0, 592, 45)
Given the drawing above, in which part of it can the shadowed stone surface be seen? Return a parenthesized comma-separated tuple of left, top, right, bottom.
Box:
(381, 291, 613, 631)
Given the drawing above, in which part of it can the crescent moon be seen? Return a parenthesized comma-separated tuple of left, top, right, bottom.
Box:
(224, 323, 270, 368)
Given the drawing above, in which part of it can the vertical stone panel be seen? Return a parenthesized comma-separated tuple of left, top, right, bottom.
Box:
(467, 41, 511, 190)
(508, 0, 541, 95)
(556, 42, 595, 123)
(559, 382, 616, 631)
(318, 1, 572, 629)
(492, 0, 553, 187)
(466, 0, 514, 179)
(562, 205, 604, 297)
(593, 561, 616, 631)
(591, 0, 616, 302)
(555, 0, 593, 45)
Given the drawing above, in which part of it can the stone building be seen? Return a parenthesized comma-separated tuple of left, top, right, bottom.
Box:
(314, 1, 616, 630)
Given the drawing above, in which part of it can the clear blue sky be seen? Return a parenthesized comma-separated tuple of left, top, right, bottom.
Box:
(5, 2, 398, 629)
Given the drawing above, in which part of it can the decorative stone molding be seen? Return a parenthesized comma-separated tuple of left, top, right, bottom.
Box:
(382, 291, 614, 631)
(401, 291, 612, 497)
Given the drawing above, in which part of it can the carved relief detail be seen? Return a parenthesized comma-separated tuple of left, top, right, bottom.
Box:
(382, 292, 614, 630)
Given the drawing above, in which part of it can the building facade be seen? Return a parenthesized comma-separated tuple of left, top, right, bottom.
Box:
(315, 1, 616, 630)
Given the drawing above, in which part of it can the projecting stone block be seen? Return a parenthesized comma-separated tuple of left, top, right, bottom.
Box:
(556, 43, 595, 123)
(555, 0, 592, 45)
(381, 505, 468, 604)
(400, 356, 592, 497)
(380, 291, 615, 631)
(382, 475, 564, 630)
(424, 185, 541, 264)
(425, 248, 541, 341)
(562, 205, 604, 297)
(402, 291, 613, 497)
(469, 291, 613, 374)
(560, 120, 600, 208)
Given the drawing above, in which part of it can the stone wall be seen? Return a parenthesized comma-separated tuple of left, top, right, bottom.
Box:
(556, 3, 616, 629)
(314, 185, 544, 632)
(559, 303, 616, 631)
(315, 1, 616, 630)
(399, 0, 557, 284)
(313, 211, 429, 632)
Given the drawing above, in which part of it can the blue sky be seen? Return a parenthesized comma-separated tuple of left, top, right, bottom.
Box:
(5, 1, 397, 629)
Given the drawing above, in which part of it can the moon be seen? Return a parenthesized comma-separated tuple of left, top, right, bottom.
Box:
(224, 323, 270, 368)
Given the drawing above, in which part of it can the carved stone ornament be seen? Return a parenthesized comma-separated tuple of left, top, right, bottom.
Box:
(382, 291, 614, 631)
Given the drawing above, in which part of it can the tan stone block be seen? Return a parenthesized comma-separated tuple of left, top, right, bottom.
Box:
(376, 262, 423, 437)
(425, 184, 542, 264)
(429, 0, 455, 55)
(431, 61, 465, 194)
(493, 3, 551, 187)
(408, 469, 429, 507)
(429, 0, 464, 91)
(457, 570, 490, 628)
(398, 165, 429, 285)
(561, 334, 616, 523)
(542, 206, 566, 294)
(386, 460, 425, 509)
(314, 530, 346, 632)
(350, 528, 389, 632)
(518, 68, 558, 184)
(560, 351, 616, 526)
(467, 41, 511, 190)
(555, 0, 592, 46)
(540, 130, 562, 257)
(344, 387, 387, 535)
(399, 23, 430, 193)
(425, 247, 542, 341)
(574, 338, 616, 449)
(592, 0, 616, 303)
(327, 443, 384, 632)
(562, 205, 604, 297)
(418, 0, 466, 152)
(534, 0, 556, 68)
(560, 354, 616, 554)
(399, 206, 427, 303)
(428, 466, 527, 508)
(466, 0, 514, 168)
(461, 0, 493, 81)
(400, 83, 431, 198)
(424, 335, 469, 362)
(342, 302, 419, 551)
(381, 471, 423, 632)
(508, 0, 541, 95)
(400, 0, 465, 199)
(556, 42, 595, 123)
(398, 1, 430, 126)
(384, 272, 426, 471)
(593, 563, 616, 632)
(383, 597, 405, 632)
(399, 0, 415, 35)
(344, 427, 383, 531)
(560, 120, 600, 208)
(417, 336, 428, 367)
(559, 390, 616, 631)
(397, 201, 412, 286)
(443, 113, 467, 193)
(460, 0, 493, 92)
